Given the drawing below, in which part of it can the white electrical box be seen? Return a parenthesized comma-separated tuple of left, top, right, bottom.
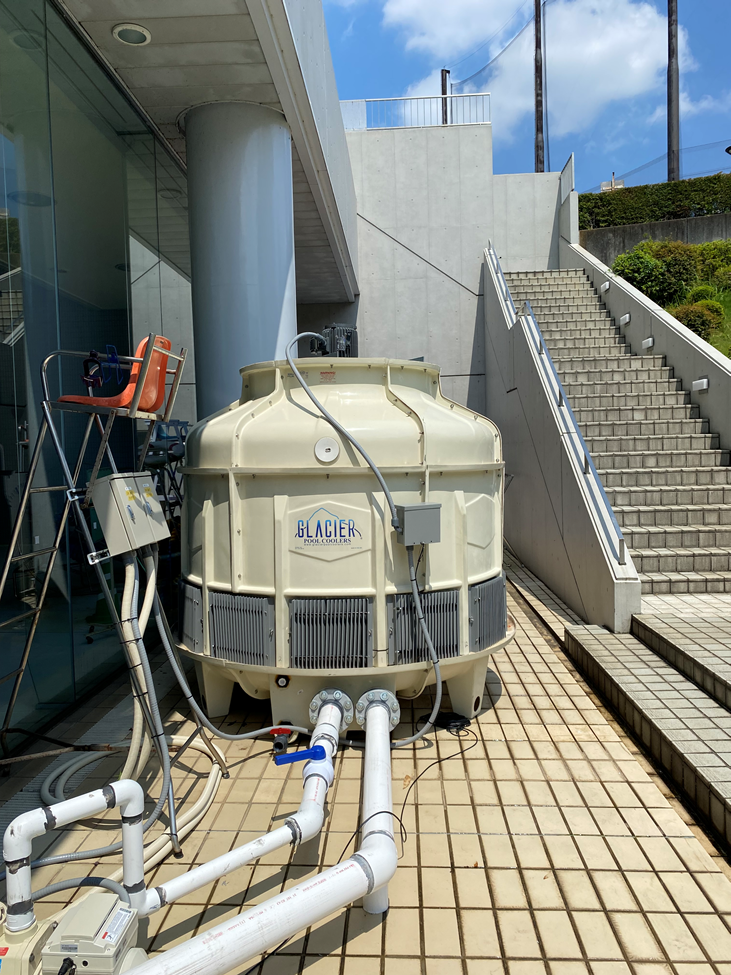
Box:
(92, 472, 170, 556)
(41, 894, 146, 975)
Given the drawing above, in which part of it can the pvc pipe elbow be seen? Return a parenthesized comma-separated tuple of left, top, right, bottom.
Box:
(287, 804, 325, 845)
(111, 779, 145, 819)
(355, 833, 398, 894)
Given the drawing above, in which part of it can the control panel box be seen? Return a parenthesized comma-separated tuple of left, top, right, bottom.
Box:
(92, 472, 169, 556)
(395, 503, 441, 546)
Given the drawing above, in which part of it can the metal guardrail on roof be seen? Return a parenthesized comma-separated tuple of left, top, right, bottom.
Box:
(485, 241, 628, 568)
(340, 93, 491, 131)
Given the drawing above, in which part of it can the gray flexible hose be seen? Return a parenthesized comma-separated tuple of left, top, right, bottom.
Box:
(153, 596, 309, 740)
(31, 876, 131, 905)
(5, 561, 174, 876)
(285, 333, 401, 530)
(389, 546, 443, 748)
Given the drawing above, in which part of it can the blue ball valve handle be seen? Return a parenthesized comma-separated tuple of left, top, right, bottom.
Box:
(273, 745, 326, 766)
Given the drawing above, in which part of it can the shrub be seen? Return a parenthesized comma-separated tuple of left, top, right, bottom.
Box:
(687, 284, 718, 303)
(638, 239, 697, 302)
(714, 265, 731, 290)
(579, 172, 731, 229)
(671, 303, 716, 340)
(696, 240, 731, 281)
(611, 250, 668, 304)
(695, 299, 725, 327)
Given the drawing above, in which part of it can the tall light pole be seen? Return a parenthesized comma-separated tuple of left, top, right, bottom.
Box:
(534, 0, 544, 172)
(667, 0, 680, 181)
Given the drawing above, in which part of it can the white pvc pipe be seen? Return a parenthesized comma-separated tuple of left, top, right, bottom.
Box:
(139, 702, 341, 915)
(3, 780, 145, 932)
(185, 101, 297, 418)
(123, 702, 397, 975)
(360, 703, 394, 914)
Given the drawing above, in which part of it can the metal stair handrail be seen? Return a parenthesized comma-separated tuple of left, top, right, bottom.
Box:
(485, 242, 628, 567)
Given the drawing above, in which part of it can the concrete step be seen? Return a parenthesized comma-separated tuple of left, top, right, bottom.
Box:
(546, 340, 627, 356)
(504, 269, 586, 277)
(630, 546, 731, 573)
(615, 503, 731, 527)
(574, 404, 698, 423)
(641, 570, 731, 593)
(581, 419, 708, 437)
(532, 308, 612, 330)
(513, 290, 598, 301)
(632, 614, 731, 709)
(624, 523, 731, 550)
(523, 301, 607, 311)
(585, 433, 719, 453)
(600, 466, 731, 488)
(565, 624, 731, 847)
(541, 325, 621, 339)
(593, 449, 730, 471)
(559, 367, 673, 385)
(569, 390, 690, 409)
(561, 379, 682, 397)
(555, 354, 664, 369)
(606, 483, 731, 506)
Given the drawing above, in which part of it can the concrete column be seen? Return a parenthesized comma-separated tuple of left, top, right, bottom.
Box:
(185, 102, 296, 418)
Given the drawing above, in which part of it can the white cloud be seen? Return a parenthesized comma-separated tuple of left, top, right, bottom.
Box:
(648, 90, 731, 124)
(386, 0, 702, 143)
(383, 0, 529, 59)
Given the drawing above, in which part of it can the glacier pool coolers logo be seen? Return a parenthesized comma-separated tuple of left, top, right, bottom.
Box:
(295, 507, 362, 548)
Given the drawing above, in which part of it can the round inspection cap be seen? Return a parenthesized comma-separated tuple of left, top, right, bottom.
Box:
(314, 437, 340, 464)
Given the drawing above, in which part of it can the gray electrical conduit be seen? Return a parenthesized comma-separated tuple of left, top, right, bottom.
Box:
(31, 877, 131, 905)
(152, 595, 309, 741)
(285, 333, 443, 748)
(1, 561, 175, 877)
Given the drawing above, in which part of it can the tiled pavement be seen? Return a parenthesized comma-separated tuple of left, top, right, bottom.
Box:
(4, 586, 731, 973)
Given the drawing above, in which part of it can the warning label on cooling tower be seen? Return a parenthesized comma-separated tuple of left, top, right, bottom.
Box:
(290, 504, 370, 562)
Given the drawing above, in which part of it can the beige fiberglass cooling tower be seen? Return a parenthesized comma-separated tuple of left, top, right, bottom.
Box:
(178, 357, 513, 729)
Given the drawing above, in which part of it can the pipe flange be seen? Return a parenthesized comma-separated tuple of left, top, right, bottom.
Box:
(308, 689, 354, 732)
(355, 689, 400, 729)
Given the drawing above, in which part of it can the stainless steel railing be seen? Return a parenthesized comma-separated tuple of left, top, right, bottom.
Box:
(340, 93, 490, 131)
(485, 241, 629, 567)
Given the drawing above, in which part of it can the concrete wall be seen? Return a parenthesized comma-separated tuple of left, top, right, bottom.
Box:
(299, 122, 562, 414)
(283, 0, 359, 284)
(492, 174, 561, 271)
(580, 211, 731, 267)
(483, 251, 641, 632)
(561, 239, 731, 454)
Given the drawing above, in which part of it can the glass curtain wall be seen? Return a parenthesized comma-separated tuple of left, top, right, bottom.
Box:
(0, 0, 191, 749)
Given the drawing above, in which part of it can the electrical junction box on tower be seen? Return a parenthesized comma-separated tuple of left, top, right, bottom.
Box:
(41, 894, 147, 975)
(91, 472, 170, 556)
(395, 503, 441, 546)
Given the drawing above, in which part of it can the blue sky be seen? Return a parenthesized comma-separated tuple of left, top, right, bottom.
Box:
(323, 0, 731, 193)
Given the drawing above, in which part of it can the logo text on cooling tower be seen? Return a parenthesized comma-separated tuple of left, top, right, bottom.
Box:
(295, 507, 362, 547)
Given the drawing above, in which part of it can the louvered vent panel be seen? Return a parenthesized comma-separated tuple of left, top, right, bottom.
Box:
(389, 588, 460, 664)
(179, 580, 203, 653)
(468, 572, 507, 652)
(289, 597, 373, 669)
(209, 591, 275, 666)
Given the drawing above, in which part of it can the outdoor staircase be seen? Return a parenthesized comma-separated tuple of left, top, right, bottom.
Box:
(504, 268, 731, 595)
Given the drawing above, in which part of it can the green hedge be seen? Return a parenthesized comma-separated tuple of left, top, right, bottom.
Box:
(579, 172, 731, 230)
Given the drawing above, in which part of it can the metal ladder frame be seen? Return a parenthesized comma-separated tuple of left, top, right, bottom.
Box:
(0, 334, 191, 757)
